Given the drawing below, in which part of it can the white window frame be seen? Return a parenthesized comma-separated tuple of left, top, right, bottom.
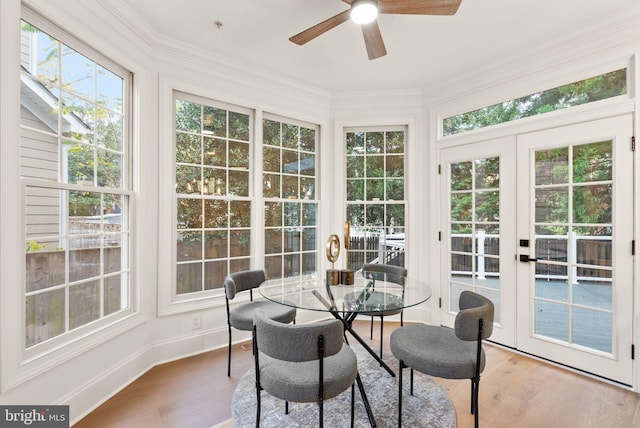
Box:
(344, 125, 408, 270)
(262, 113, 320, 279)
(8, 8, 138, 385)
(171, 91, 255, 302)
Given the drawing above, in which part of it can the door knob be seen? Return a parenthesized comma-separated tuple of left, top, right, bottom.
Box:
(519, 254, 538, 263)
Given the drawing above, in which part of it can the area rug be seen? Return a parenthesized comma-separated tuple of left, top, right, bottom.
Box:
(231, 342, 456, 427)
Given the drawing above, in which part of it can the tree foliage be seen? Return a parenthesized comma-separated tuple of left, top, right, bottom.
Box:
(26, 20, 126, 213)
(444, 69, 627, 136)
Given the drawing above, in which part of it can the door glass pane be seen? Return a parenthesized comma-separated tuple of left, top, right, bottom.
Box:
(449, 156, 500, 322)
(475, 191, 499, 222)
(482, 224, 500, 256)
(451, 161, 472, 190)
(535, 277, 568, 302)
(535, 226, 568, 263)
(572, 307, 612, 353)
(475, 157, 500, 189)
(532, 141, 613, 353)
(535, 147, 569, 185)
(535, 188, 569, 223)
(535, 300, 569, 341)
(572, 268, 612, 310)
(573, 184, 612, 224)
(573, 141, 612, 183)
(450, 192, 472, 221)
(575, 227, 611, 267)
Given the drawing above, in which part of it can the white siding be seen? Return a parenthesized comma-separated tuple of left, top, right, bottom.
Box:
(21, 106, 60, 238)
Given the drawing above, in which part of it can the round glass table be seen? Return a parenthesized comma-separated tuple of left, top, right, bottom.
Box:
(259, 269, 431, 426)
(259, 270, 431, 316)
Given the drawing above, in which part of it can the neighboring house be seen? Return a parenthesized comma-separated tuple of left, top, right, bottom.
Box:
(21, 63, 90, 239)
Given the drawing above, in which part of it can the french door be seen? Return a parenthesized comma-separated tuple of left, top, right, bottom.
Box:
(439, 137, 516, 345)
(440, 115, 634, 384)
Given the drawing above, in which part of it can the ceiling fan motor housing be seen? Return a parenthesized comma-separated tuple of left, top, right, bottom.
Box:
(351, 0, 379, 25)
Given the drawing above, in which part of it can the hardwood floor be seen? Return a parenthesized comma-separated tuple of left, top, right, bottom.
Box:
(74, 320, 640, 427)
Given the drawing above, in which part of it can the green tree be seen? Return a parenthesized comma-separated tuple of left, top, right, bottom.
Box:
(444, 69, 627, 136)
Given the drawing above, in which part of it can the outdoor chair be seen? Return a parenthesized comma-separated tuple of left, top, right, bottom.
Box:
(390, 291, 494, 428)
(252, 309, 358, 428)
(224, 269, 296, 377)
(361, 263, 407, 359)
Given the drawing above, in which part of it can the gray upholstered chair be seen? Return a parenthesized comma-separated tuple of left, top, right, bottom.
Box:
(390, 291, 494, 428)
(224, 269, 296, 377)
(253, 309, 358, 428)
(361, 263, 407, 358)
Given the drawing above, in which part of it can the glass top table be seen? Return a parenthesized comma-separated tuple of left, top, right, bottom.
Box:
(259, 269, 431, 427)
(259, 270, 431, 315)
(259, 270, 431, 373)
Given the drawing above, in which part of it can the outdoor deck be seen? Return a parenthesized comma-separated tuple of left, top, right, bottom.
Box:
(451, 275, 612, 353)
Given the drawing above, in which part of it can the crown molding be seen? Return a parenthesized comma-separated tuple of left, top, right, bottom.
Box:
(422, 14, 640, 106)
(98, 0, 331, 102)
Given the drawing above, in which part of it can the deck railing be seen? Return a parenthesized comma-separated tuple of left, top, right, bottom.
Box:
(348, 233, 405, 269)
(451, 231, 612, 284)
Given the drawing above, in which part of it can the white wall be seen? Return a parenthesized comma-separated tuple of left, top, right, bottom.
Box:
(1, 0, 640, 425)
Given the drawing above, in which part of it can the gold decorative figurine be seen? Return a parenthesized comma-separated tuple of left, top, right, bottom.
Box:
(326, 234, 341, 285)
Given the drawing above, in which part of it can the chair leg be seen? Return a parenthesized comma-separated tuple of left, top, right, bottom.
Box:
(400, 310, 404, 326)
(410, 369, 414, 395)
(255, 388, 260, 428)
(285, 401, 289, 415)
(379, 315, 384, 359)
(227, 325, 232, 377)
(370, 316, 374, 339)
(471, 378, 480, 428)
(470, 379, 475, 414)
(398, 360, 404, 428)
(350, 384, 355, 428)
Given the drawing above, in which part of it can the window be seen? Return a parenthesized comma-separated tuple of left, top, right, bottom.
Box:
(443, 68, 627, 136)
(20, 19, 131, 348)
(345, 128, 406, 270)
(263, 116, 318, 279)
(174, 94, 252, 294)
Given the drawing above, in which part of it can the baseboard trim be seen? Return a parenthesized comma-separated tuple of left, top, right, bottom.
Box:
(66, 326, 241, 425)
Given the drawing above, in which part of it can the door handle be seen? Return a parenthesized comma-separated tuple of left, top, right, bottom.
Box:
(519, 254, 538, 263)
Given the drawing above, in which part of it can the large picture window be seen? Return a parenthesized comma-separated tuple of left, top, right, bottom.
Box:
(345, 128, 406, 270)
(174, 95, 252, 294)
(20, 19, 131, 348)
(263, 116, 318, 279)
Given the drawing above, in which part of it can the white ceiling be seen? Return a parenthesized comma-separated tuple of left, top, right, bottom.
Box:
(109, 0, 640, 93)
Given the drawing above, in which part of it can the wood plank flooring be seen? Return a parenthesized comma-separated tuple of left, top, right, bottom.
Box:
(74, 321, 640, 427)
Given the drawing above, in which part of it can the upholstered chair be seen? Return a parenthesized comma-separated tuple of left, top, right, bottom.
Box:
(361, 263, 408, 358)
(224, 269, 296, 377)
(390, 291, 494, 428)
(253, 309, 358, 428)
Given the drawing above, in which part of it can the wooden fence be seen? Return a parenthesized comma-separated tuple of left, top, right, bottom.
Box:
(451, 232, 612, 283)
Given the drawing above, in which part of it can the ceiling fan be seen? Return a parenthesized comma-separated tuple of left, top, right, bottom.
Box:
(289, 0, 462, 60)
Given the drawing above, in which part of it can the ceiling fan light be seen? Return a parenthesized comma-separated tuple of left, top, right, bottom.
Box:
(351, 0, 378, 25)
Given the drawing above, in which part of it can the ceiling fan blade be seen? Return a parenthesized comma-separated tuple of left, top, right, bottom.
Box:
(361, 21, 387, 60)
(342, 0, 462, 16)
(289, 9, 351, 45)
(378, 0, 462, 15)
